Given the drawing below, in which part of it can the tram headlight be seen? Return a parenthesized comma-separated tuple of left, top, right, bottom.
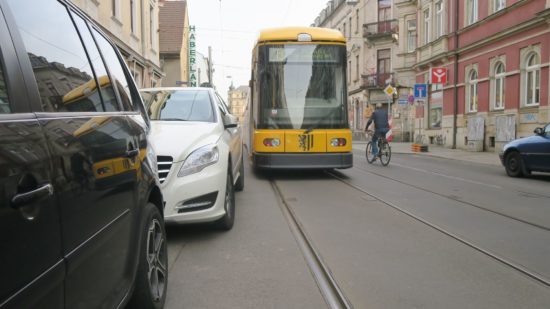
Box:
(330, 138, 347, 147)
(263, 138, 280, 147)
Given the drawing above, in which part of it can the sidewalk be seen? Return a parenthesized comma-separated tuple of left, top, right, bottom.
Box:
(352, 142, 502, 166)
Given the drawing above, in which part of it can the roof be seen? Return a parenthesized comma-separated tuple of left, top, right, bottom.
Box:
(140, 87, 212, 92)
(159, 0, 187, 54)
(235, 86, 249, 93)
(257, 27, 345, 43)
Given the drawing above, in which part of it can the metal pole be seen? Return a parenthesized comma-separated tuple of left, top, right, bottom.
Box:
(452, 0, 459, 149)
(208, 46, 213, 85)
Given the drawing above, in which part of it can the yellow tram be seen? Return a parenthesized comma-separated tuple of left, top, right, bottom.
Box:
(246, 27, 352, 169)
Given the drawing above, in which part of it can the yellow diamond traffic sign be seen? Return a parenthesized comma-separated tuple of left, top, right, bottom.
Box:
(384, 85, 396, 96)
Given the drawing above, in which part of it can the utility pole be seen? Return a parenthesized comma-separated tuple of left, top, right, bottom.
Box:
(208, 46, 213, 86)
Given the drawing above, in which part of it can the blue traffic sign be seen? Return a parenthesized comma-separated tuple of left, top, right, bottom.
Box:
(414, 84, 427, 98)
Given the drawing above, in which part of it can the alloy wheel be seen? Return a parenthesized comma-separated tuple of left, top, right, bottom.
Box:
(146, 218, 167, 302)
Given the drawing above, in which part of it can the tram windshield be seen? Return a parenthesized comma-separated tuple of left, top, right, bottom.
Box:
(258, 44, 348, 130)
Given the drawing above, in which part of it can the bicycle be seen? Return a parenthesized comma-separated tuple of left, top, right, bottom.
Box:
(365, 130, 391, 166)
(414, 134, 425, 145)
(435, 134, 446, 146)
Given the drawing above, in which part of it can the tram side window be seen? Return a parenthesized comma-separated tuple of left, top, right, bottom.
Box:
(71, 12, 119, 112)
(0, 63, 9, 114)
(7, 0, 108, 113)
(91, 28, 135, 112)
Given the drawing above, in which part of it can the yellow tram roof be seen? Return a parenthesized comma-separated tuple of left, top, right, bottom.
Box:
(62, 75, 111, 105)
(257, 27, 346, 44)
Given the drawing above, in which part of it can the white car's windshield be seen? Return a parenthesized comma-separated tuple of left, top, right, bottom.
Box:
(141, 90, 214, 122)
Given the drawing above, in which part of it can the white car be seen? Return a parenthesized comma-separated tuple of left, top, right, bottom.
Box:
(140, 87, 244, 230)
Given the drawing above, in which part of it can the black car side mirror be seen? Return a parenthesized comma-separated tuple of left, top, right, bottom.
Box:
(534, 127, 544, 136)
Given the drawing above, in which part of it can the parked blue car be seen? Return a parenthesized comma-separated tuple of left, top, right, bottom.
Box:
(499, 123, 550, 177)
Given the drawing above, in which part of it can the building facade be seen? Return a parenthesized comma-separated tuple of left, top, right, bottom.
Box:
(159, 0, 189, 87)
(196, 51, 211, 87)
(227, 84, 249, 125)
(72, 0, 163, 88)
(413, 0, 550, 151)
(313, 0, 410, 141)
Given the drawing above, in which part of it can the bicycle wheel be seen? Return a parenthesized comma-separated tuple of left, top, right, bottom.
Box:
(379, 141, 391, 166)
(366, 142, 376, 164)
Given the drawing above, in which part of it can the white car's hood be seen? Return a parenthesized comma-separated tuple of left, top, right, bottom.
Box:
(149, 121, 221, 162)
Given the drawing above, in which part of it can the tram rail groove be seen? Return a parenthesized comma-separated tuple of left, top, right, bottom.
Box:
(326, 170, 550, 288)
(270, 180, 353, 309)
(351, 150, 550, 232)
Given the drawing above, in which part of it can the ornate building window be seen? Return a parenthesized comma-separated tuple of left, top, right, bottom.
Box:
(423, 8, 430, 45)
(130, 0, 137, 34)
(356, 9, 360, 33)
(466, 69, 478, 113)
(407, 20, 417, 52)
(493, 0, 506, 13)
(112, 0, 121, 19)
(493, 62, 505, 110)
(466, 0, 478, 26)
(355, 55, 359, 81)
(524, 53, 540, 106)
(435, 1, 444, 38)
(348, 60, 351, 85)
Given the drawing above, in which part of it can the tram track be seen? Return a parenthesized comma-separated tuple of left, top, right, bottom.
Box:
(325, 168, 550, 288)
(269, 179, 353, 309)
(351, 150, 550, 232)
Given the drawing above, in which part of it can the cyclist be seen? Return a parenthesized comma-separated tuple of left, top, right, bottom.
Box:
(365, 103, 390, 158)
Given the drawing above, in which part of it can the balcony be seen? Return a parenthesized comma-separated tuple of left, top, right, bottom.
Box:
(363, 19, 398, 41)
(361, 72, 395, 89)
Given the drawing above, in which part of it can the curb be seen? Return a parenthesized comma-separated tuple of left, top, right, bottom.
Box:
(351, 144, 501, 166)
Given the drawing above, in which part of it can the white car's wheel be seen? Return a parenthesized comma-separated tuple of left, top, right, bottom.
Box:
(215, 169, 235, 230)
(234, 154, 244, 192)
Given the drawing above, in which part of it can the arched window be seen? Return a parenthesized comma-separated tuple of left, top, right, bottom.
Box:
(493, 62, 505, 110)
(467, 69, 478, 112)
(525, 53, 540, 106)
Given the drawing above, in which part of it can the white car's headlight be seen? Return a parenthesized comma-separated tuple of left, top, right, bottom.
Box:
(178, 144, 219, 177)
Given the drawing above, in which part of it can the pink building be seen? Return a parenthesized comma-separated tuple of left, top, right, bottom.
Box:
(413, 0, 550, 151)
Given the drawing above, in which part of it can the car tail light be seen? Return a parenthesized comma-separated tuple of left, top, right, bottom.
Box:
(263, 138, 280, 147)
(330, 138, 347, 147)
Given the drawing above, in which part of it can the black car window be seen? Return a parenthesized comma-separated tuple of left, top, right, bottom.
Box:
(0, 62, 9, 114)
(90, 28, 134, 112)
(70, 12, 119, 112)
(7, 0, 108, 113)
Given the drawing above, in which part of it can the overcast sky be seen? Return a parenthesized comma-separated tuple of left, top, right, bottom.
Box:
(187, 0, 327, 100)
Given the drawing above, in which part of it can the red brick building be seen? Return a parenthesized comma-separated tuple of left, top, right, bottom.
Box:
(413, 0, 550, 151)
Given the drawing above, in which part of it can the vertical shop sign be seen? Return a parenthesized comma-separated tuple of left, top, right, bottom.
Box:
(189, 25, 197, 87)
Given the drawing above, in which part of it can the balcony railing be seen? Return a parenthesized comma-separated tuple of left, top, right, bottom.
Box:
(363, 19, 398, 39)
(361, 72, 395, 89)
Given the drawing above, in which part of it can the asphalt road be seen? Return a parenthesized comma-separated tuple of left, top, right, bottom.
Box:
(165, 151, 550, 308)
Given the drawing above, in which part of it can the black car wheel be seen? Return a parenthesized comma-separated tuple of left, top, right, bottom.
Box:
(215, 170, 235, 230)
(128, 203, 167, 309)
(505, 151, 524, 178)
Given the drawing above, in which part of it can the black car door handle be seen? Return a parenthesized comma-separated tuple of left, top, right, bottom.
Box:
(125, 149, 139, 158)
(11, 184, 54, 208)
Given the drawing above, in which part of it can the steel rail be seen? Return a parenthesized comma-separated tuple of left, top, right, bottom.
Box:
(326, 169, 550, 287)
(352, 149, 550, 232)
(270, 179, 353, 309)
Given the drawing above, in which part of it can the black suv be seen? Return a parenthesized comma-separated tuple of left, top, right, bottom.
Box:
(0, 1, 167, 308)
